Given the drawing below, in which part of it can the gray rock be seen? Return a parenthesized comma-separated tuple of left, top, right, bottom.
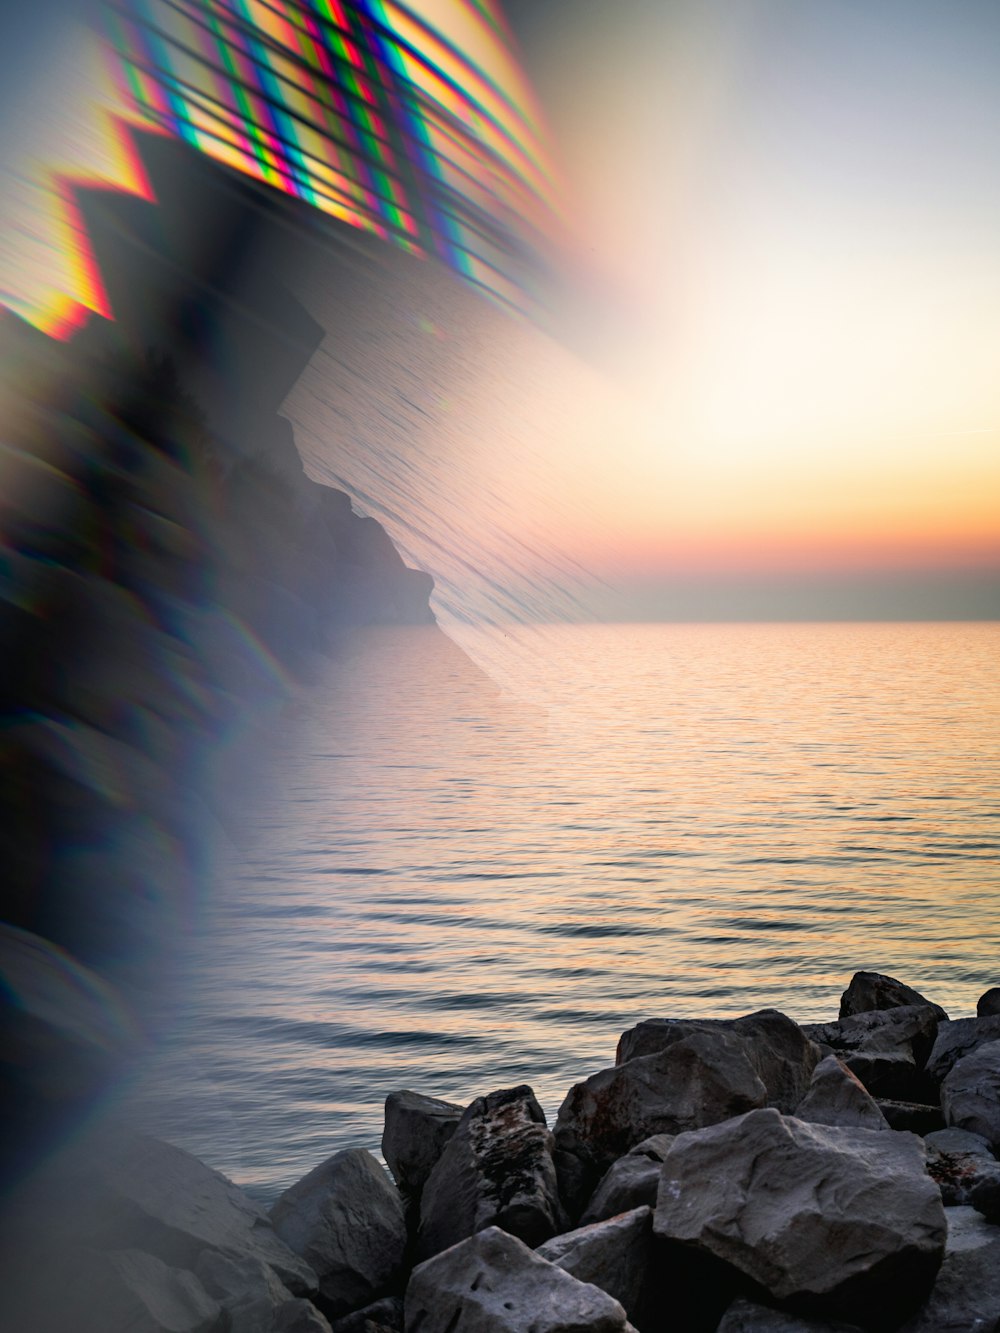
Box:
(404, 1225, 635, 1333)
(654, 1107, 946, 1328)
(194, 1250, 294, 1307)
(68, 1134, 317, 1296)
(616, 1009, 818, 1111)
(194, 1252, 333, 1333)
(554, 1029, 768, 1218)
(927, 1015, 1000, 1083)
(942, 1039, 1000, 1152)
(330, 1297, 403, 1333)
(897, 1206, 1000, 1332)
(841, 1050, 922, 1100)
(803, 1004, 942, 1064)
(925, 1137, 1000, 1208)
(839, 971, 946, 1020)
(625, 1134, 676, 1161)
(874, 1099, 944, 1134)
(978, 988, 1000, 1017)
(416, 1085, 566, 1261)
(576, 1133, 677, 1228)
(271, 1304, 336, 1333)
(536, 1206, 652, 1320)
(925, 1128, 994, 1156)
(717, 1298, 863, 1331)
(270, 1149, 406, 1318)
(382, 1090, 462, 1207)
(794, 1055, 889, 1130)
(579, 1156, 661, 1226)
(970, 1173, 1000, 1223)
(3, 1247, 226, 1333)
(802, 1005, 942, 1101)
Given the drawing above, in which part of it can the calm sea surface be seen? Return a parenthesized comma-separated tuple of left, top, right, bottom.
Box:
(128, 620, 1000, 1200)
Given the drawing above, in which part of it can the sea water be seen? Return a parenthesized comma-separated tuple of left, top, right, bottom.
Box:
(128, 620, 1000, 1199)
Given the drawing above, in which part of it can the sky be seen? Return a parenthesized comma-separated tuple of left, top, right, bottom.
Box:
(2, 0, 999, 620)
(497, 0, 1000, 619)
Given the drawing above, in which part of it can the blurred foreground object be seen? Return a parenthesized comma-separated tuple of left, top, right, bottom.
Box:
(0, 132, 436, 1181)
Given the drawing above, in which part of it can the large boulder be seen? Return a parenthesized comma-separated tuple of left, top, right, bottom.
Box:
(977, 988, 1000, 1018)
(1, 1247, 226, 1333)
(64, 1133, 317, 1296)
(941, 1039, 1000, 1152)
(717, 1298, 863, 1331)
(270, 1149, 406, 1318)
(794, 1055, 889, 1131)
(416, 1085, 566, 1261)
(381, 1090, 462, 1209)
(579, 1138, 674, 1226)
(801, 1005, 942, 1102)
(803, 1005, 942, 1063)
(653, 1108, 946, 1328)
(194, 1251, 333, 1332)
(897, 1206, 1000, 1332)
(616, 1009, 819, 1110)
(554, 1030, 768, 1217)
(404, 1226, 635, 1333)
(839, 972, 946, 1021)
(536, 1206, 652, 1321)
(926, 1015, 1000, 1084)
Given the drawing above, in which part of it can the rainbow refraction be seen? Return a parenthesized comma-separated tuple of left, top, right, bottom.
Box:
(103, 0, 561, 314)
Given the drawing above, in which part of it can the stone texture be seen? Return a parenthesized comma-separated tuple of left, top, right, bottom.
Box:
(927, 1015, 1000, 1084)
(330, 1297, 403, 1333)
(269, 1303, 336, 1333)
(417, 1085, 566, 1261)
(969, 1173, 1000, 1223)
(977, 988, 1000, 1018)
(194, 1251, 333, 1333)
(925, 1127, 994, 1155)
(579, 1136, 675, 1226)
(580, 1158, 660, 1226)
(616, 1009, 819, 1111)
(941, 1039, 1000, 1152)
(897, 1206, 1000, 1332)
(382, 1090, 462, 1208)
(717, 1298, 863, 1332)
(925, 1133, 1000, 1207)
(802, 1006, 942, 1063)
(4, 1247, 226, 1333)
(841, 1050, 922, 1100)
(536, 1206, 652, 1321)
(69, 1133, 317, 1296)
(404, 1226, 635, 1333)
(626, 1134, 676, 1160)
(838, 971, 946, 1020)
(554, 1030, 768, 1218)
(793, 1055, 889, 1131)
(270, 1149, 406, 1318)
(653, 1107, 946, 1328)
(801, 1005, 942, 1102)
(874, 1099, 944, 1134)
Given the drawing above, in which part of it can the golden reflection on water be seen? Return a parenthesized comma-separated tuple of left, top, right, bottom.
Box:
(136, 621, 1000, 1195)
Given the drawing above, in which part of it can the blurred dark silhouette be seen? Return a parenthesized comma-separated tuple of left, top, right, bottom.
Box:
(0, 129, 435, 1183)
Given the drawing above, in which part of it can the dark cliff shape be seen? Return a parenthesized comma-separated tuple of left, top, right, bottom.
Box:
(0, 130, 435, 1183)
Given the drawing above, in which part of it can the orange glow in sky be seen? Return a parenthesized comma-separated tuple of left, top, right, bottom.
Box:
(499, 0, 1000, 613)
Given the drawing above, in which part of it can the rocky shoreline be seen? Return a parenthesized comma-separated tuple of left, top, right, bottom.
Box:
(7, 970, 1000, 1332)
